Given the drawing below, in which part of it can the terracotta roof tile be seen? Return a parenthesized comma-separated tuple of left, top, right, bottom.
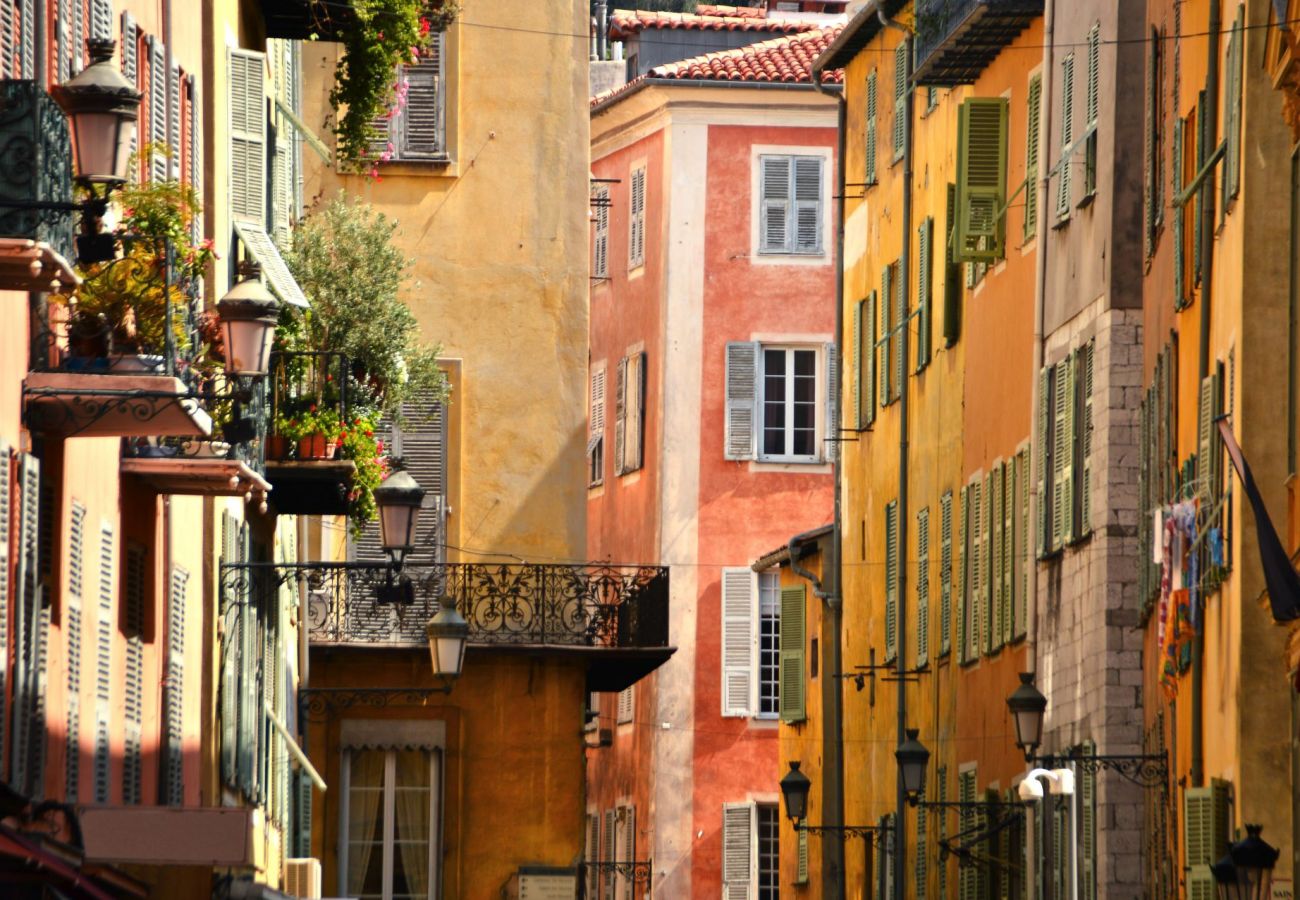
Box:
(592, 26, 844, 109)
(607, 8, 820, 39)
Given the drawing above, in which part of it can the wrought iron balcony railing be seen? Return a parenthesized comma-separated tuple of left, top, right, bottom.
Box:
(913, 0, 1042, 87)
(220, 561, 670, 651)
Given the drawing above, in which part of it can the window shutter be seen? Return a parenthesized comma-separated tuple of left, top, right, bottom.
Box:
(93, 521, 114, 803)
(629, 167, 646, 267)
(956, 484, 968, 662)
(123, 544, 146, 804)
(722, 803, 754, 900)
(398, 51, 443, 159)
(981, 470, 993, 654)
(968, 478, 982, 659)
(91, 0, 112, 39)
(1036, 366, 1050, 556)
(795, 827, 809, 884)
(187, 76, 202, 243)
(1198, 373, 1217, 502)
(603, 809, 617, 900)
(1185, 780, 1231, 890)
(760, 156, 791, 253)
(915, 803, 928, 899)
(936, 767, 949, 895)
(956, 98, 1009, 262)
(620, 806, 636, 899)
(229, 49, 267, 224)
(865, 70, 878, 185)
(120, 13, 136, 82)
(1224, 7, 1243, 206)
(1173, 119, 1185, 307)
(1057, 55, 1075, 217)
(991, 463, 1004, 652)
(958, 771, 977, 899)
(586, 813, 600, 898)
(939, 491, 953, 656)
(594, 186, 609, 278)
(0, 1, 12, 76)
(916, 217, 932, 370)
(1015, 447, 1029, 638)
(147, 38, 167, 181)
(724, 342, 759, 460)
(852, 299, 863, 430)
(1144, 28, 1158, 256)
(778, 585, 806, 723)
(1050, 364, 1068, 552)
(864, 291, 877, 425)
(943, 183, 961, 346)
(627, 352, 646, 472)
(892, 264, 905, 399)
(616, 685, 634, 724)
(885, 499, 898, 662)
(1079, 341, 1095, 536)
(0, 446, 10, 768)
(220, 513, 238, 785)
(237, 525, 259, 799)
(65, 503, 85, 801)
(1086, 24, 1099, 127)
(824, 342, 838, 462)
(916, 506, 929, 667)
(9, 451, 36, 797)
(794, 156, 823, 253)
(880, 267, 892, 407)
(892, 42, 907, 162)
(1026, 73, 1042, 241)
(1078, 742, 1097, 900)
(614, 357, 627, 476)
(719, 568, 757, 719)
(164, 566, 187, 805)
(1062, 356, 1078, 545)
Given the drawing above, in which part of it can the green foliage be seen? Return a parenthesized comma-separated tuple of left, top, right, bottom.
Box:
(330, 0, 458, 170)
(340, 414, 389, 537)
(283, 192, 448, 421)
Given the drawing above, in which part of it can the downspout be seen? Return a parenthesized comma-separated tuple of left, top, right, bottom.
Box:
(1191, 0, 1220, 791)
(810, 58, 847, 900)
(876, 7, 911, 898)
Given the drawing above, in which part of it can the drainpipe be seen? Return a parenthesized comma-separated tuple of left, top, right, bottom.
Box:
(874, 6, 912, 897)
(1191, 0, 1220, 791)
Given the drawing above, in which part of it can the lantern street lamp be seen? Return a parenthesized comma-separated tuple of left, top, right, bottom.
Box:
(51, 38, 142, 186)
(1007, 671, 1048, 761)
(895, 728, 930, 806)
(780, 761, 812, 826)
(426, 597, 468, 681)
(373, 469, 425, 565)
(217, 262, 280, 376)
(1210, 825, 1280, 900)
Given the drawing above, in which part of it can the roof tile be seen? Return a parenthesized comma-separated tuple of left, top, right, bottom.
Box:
(607, 8, 820, 39)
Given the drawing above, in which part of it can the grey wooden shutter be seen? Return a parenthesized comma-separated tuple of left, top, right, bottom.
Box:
(892, 260, 905, 398)
(398, 42, 443, 158)
(722, 803, 753, 900)
(721, 568, 755, 718)
(760, 156, 791, 253)
(10, 452, 39, 796)
(0, 0, 13, 77)
(824, 342, 838, 462)
(795, 827, 809, 884)
(957, 485, 968, 663)
(238, 525, 259, 799)
(614, 356, 627, 476)
(164, 566, 187, 805)
(1079, 341, 1094, 536)
(916, 217, 932, 370)
(1000, 460, 1012, 645)
(1014, 447, 1029, 638)
(629, 351, 646, 471)
(884, 499, 898, 662)
(1036, 366, 1050, 556)
(778, 586, 806, 723)
(123, 543, 146, 804)
(968, 478, 982, 659)
(293, 768, 313, 857)
(589, 366, 606, 485)
(892, 42, 907, 162)
(585, 813, 599, 897)
(725, 342, 758, 460)
(793, 156, 822, 253)
(55, 0, 69, 83)
(91, 0, 112, 39)
(188, 76, 202, 244)
(916, 506, 929, 666)
(852, 299, 863, 430)
(120, 13, 136, 80)
(990, 464, 1003, 650)
(93, 521, 114, 802)
(629, 167, 646, 267)
(915, 803, 928, 899)
(1057, 54, 1074, 217)
(594, 186, 609, 278)
(619, 806, 636, 900)
(939, 490, 952, 656)
(603, 809, 617, 900)
(865, 70, 877, 185)
(17, 0, 32, 78)
(981, 470, 993, 653)
(1050, 362, 1069, 551)
(230, 49, 267, 224)
(147, 38, 166, 181)
(1223, 7, 1243, 206)
(64, 503, 85, 801)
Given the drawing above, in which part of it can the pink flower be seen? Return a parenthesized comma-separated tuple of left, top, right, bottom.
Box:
(420, 18, 431, 36)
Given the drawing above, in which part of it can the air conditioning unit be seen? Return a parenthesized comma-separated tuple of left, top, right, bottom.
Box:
(284, 858, 322, 899)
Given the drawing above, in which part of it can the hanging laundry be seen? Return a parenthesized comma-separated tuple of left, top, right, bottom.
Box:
(1208, 527, 1224, 569)
(1153, 509, 1164, 565)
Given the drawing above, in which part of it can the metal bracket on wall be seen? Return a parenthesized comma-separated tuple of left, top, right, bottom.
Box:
(1035, 751, 1170, 790)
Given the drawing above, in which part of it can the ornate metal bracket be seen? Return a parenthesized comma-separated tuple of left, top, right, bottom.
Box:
(578, 860, 652, 886)
(796, 822, 882, 843)
(916, 799, 1015, 812)
(1036, 751, 1170, 789)
(298, 686, 455, 721)
(22, 385, 206, 437)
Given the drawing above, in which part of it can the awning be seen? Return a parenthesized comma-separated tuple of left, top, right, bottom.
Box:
(0, 824, 117, 900)
(233, 222, 310, 308)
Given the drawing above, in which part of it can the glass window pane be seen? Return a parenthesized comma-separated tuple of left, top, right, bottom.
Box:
(347, 841, 385, 897)
(764, 349, 786, 378)
(758, 804, 780, 899)
(792, 428, 815, 457)
(793, 349, 815, 377)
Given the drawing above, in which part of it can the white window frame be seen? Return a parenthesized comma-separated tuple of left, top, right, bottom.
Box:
(754, 802, 780, 899)
(756, 571, 780, 719)
(338, 721, 445, 900)
(758, 344, 822, 463)
(749, 144, 833, 266)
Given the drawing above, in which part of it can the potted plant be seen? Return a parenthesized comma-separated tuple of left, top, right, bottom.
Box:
(294, 404, 343, 460)
(339, 414, 389, 537)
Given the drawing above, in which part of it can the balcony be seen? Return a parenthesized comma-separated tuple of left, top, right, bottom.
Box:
(263, 351, 355, 516)
(259, 0, 354, 40)
(913, 0, 1042, 87)
(224, 562, 673, 691)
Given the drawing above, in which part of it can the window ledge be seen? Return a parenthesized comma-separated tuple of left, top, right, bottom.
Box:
(1076, 192, 1097, 211)
(748, 460, 832, 475)
(361, 156, 457, 178)
(1052, 213, 1071, 230)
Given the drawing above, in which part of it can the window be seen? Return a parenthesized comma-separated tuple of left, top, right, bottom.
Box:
(865, 70, 878, 185)
(892, 42, 907, 162)
(628, 166, 646, 268)
(588, 365, 606, 487)
(721, 802, 780, 899)
(1026, 73, 1042, 240)
(756, 804, 779, 899)
(758, 155, 824, 255)
(614, 352, 645, 476)
(916, 506, 929, 666)
(593, 185, 610, 279)
(1083, 24, 1099, 199)
(884, 499, 898, 662)
(852, 293, 876, 429)
(915, 217, 933, 372)
(724, 341, 835, 463)
(955, 98, 1009, 262)
(1036, 342, 1094, 555)
(779, 584, 806, 723)
(615, 686, 634, 724)
(341, 742, 443, 900)
(958, 478, 982, 664)
(1056, 54, 1075, 219)
(368, 33, 447, 163)
(615, 805, 637, 900)
(879, 261, 903, 406)
(720, 569, 780, 719)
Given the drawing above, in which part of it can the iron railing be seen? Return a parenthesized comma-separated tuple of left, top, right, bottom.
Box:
(219, 561, 670, 649)
(265, 350, 350, 461)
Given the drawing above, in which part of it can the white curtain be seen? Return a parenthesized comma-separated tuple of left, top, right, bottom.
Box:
(346, 750, 385, 897)
(393, 749, 431, 899)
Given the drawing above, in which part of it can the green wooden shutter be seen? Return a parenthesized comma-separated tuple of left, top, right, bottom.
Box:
(614, 356, 627, 476)
(1198, 372, 1222, 503)
(779, 586, 806, 723)
(1057, 54, 1074, 218)
(295, 768, 313, 858)
(796, 827, 809, 884)
(991, 464, 1004, 652)
(1079, 741, 1097, 900)
(893, 260, 905, 398)
(1085, 25, 1099, 195)
(1144, 27, 1158, 256)
(1079, 341, 1095, 536)
(885, 500, 898, 662)
(969, 478, 982, 660)
(892, 43, 907, 162)
(1025, 74, 1042, 241)
(958, 771, 977, 899)
(864, 292, 877, 426)
(880, 268, 892, 407)
(936, 767, 948, 895)
(1185, 779, 1231, 898)
(1000, 460, 1013, 646)
(1015, 447, 1029, 638)
(917, 506, 929, 666)
(852, 299, 863, 430)
(1050, 361, 1071, 551)
(956, 98, 1009, 261)
(866, 69, 878, 186)
(981, 470, 993, 654)
(943, 183, 962, 347)
(915, 802, 928, 899)
(1037, 366, 1051, 556)
(1223, 6, 1243, 209)
(1173, 119, 1185, 308)
(940, 491, 953, 657)
(916, 217, 933, 371)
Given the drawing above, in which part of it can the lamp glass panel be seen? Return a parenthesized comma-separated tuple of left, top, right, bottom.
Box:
(223, 318, 275, 375)
(432, 635, 465, 677)
(1014, 707, 1043, 750)
(379, 503, 416, 551)
(73, 111, 133, 182)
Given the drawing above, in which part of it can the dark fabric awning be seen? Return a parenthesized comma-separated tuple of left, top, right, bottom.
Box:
(0, 825, 118, 900)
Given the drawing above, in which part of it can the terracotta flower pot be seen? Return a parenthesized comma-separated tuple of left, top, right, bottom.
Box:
(265, 435, 291, 460)
(298, 433, 338, 460)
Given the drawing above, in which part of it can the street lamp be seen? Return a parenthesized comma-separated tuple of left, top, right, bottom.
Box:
(1007, 671, 1048, 761)
(217, 262, 280, 376)
(780, 761, 812, 826)
(425, 597, 468, 680)
(51, 38, 142, 186)
(1210, 825, 1280, 900)
(895, 728, 930, 806)
(373, 469, 425, 564)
